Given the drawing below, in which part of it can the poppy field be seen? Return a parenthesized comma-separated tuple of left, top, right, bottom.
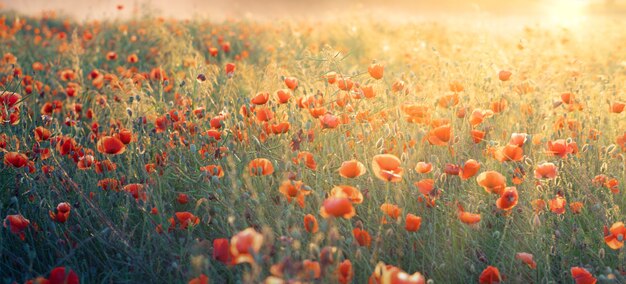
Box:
(1, 5, 626, 284)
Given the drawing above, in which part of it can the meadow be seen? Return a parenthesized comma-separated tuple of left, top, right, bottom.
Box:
(0, 8, 625, 284)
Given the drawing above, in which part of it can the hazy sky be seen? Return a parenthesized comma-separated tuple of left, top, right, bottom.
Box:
(0, 0, 608, 21)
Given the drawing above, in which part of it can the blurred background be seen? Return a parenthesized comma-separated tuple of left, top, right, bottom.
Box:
(1, 0, 624, 22)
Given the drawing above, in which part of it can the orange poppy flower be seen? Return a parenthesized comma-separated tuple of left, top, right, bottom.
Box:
(415, 179, 435, 196)
(392, 79, 405, 93)
(561, 92, 575, 104)
(460, 159, 480, 180)
(337, 76, 354, 91)
(321, 113, 340, 129)
(471, 129, 486, 143)
(496, 187, 518, 211)
(127, 53, 139, 63)
(95, 160, 116, 174)
(96, 136, 126, 155)
(325, 71, 338, 84)
(117, 129, 133, 145)
(495, 144, 523, 162)
(299, 260, 321, 280)
(359, 85, 376, 99)
(284, 76, 298, 90)
(457, 204, 481, 225)
(225, 63, 236, 77)
(155, 115, 169, 133)
(334, 92, 350, 107)
(352, 228, 371, 247)
(304, 214, 319, 233)
(275, 89, 291, 104)
(34, 126, 51, 142)
(592, 174, 608, 186)
(230, 227, 264, 264)
(415, 162, 433, 174)
(610, 101, 625, 113)
(427, 124, 452, 146)
(77, 155, 95, 170)
(278, 180, 311, 208)
(269, 121, 290, 134)
(534, 162, 558, 179)
(0, 91, 21, 107)
(320, 197, 356, 219)
(200, 165, 224, 178)
(370, 263, 426, 284)
(405, 213, 422, 232)
(210, 114, 226, 129)
(255, 107, 274, 122)
(49, 202, 71, 223)
(251, 91, 270, 105)
(515, 252, 537, 269)
(547, 139, 578, 158)
(569, 202, 583, 214)
(248, 158, 274, 176)
(549, 195, 566, 214)
(42, 165, 55, 175)
(309, 107, 327, 118)
(106, 51, 117, 60)
(192, 107, 206, 119)
(188, 274, 209, 284)
(476, 171, 506, 195)
(337, 259, 354, 284)
(479, 266, 502, 284)
(401, 104, 430, 124)
(207, 46, 219, 57)
(456, 106, 467, 118)
(4, 152, 29, 168)
(123, 183, 147, 202)
(295, 151, 317, 170)
(212, 238, 231, 264)
(498, 70, 512, 81)
(604, 178, 619, 194)
(469, 109, 494, 127)
(368, 62, 384, 79)
(380, 203, 402, 224)
(570, 267, 597, 284)
(330, 185, 363, 204)
(371, 154, 404, 182)
(509, 133, 528, 147)
(449, 81, 464, 93)
(205, 129, 222, 141)
(604, 222, 626, 250)
(338, 159, 367, 178)
(3, 214, 30, 240)
(98, 178, 120, 191)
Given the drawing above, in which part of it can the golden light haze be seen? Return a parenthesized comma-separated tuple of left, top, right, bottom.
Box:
(1, 0, 619, 21)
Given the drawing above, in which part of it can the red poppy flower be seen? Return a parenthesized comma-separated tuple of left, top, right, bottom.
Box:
(96, 136, 126, 155)
(4, 214, 30, 240)
(230, 228, 264, 264)
(49, 202, 71, 223)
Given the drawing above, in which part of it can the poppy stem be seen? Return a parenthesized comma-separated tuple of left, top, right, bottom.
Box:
(372, 182, 392, 263)
(495, 216, 510, 256)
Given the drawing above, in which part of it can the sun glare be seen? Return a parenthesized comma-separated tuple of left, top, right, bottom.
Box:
(543, 0, 590, 27)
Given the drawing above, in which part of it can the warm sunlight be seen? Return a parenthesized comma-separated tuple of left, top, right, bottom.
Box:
(1, 0, 625, 283)
(542, 0, 591, 27)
